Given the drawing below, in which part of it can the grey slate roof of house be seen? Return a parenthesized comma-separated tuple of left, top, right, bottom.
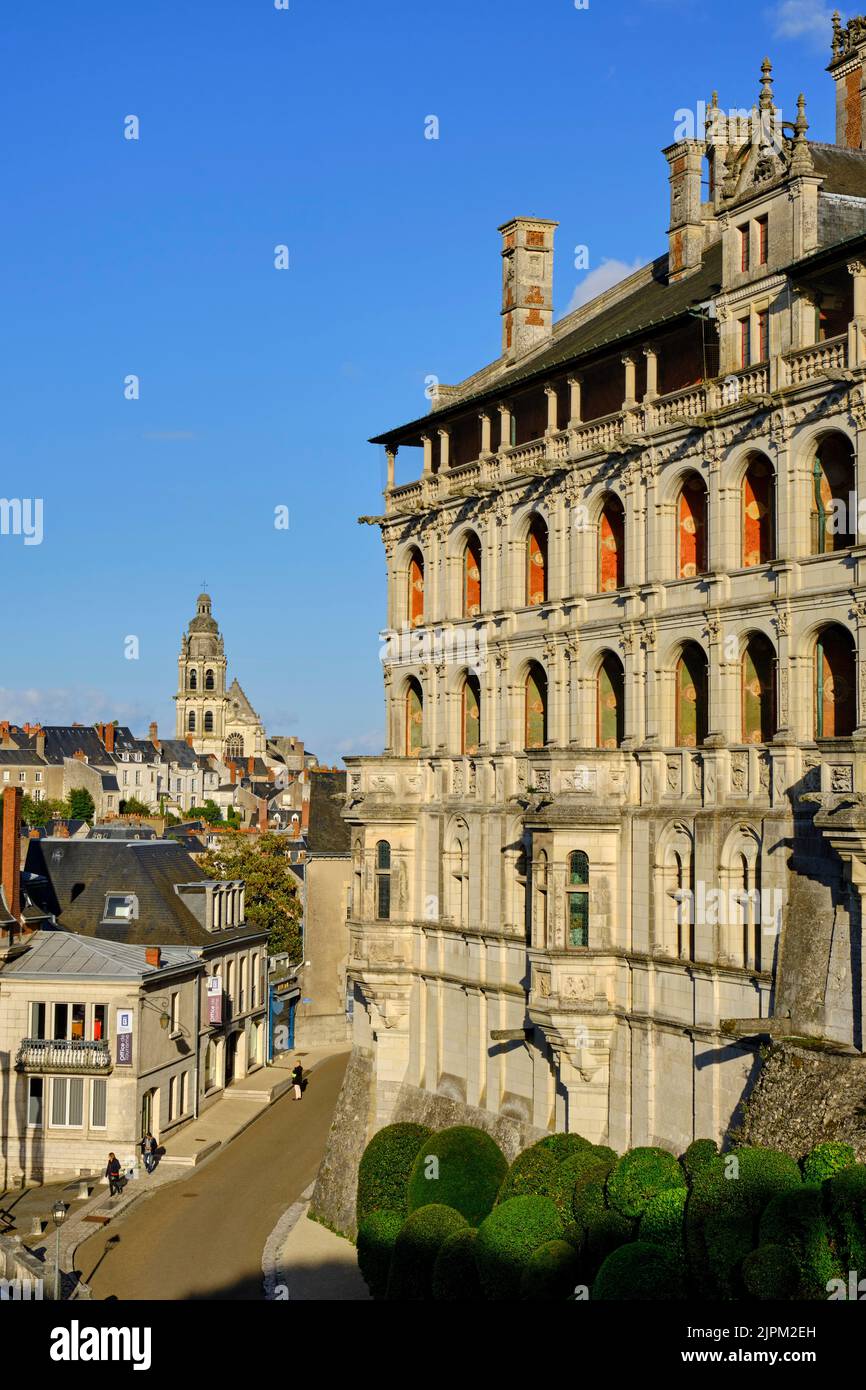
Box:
(2, 929, 201, 980)
(15, 726, 133, 763)
(22, 837, 213, 946)
(306, 771, 350, 854)
(0, 750, 47, 766)
(155, 739, 200, 769)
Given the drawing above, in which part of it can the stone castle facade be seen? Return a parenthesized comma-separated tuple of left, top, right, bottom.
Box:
(338, 23, 866, 1163)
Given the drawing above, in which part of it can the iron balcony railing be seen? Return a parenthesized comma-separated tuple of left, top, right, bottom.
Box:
(15, 1038, 113, 1074)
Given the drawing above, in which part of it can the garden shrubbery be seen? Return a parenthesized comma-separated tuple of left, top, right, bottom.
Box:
(355, 1122, 866, 1301)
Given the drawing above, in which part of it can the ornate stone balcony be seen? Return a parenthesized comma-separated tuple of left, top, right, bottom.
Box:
(16, 1038, 112, 1074)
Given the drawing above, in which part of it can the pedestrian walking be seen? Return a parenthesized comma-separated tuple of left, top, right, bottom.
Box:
(291, 1062, 304, 1100)
(106, 1152, 122, 1197)
(140, 1131, 158, 1174)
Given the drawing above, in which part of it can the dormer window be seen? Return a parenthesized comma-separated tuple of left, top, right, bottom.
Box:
(121, 753, 129, 762)
(104, 893, 138, 921)
(135, 752, 142, 763)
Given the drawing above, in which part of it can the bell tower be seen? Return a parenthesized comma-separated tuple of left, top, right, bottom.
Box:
(174, 592, 228, 754)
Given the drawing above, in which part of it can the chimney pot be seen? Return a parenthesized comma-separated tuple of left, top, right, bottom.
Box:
(2, 786, 23, 922)
(498, 217, 558, 360)
(145, 946, 161, 968)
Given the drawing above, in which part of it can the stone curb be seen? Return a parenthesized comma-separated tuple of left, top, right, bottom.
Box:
(261, 1182, 315, 1300)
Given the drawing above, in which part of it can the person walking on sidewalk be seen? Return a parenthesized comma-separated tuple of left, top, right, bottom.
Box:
(106, 1152, 122, 1196)
(140, 1131, 158, 1174)
(291, 1062, 304, 1101)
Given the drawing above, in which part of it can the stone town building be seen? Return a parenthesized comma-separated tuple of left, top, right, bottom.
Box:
(340, 27, 866, 1165)
(174, 593, 267, 760)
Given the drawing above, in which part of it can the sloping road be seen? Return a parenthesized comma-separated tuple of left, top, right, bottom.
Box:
(76, 1052, 348, 1300)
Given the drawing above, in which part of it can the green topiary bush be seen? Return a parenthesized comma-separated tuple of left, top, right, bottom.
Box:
(759, 1184, 841, 1299)
(357, 1123, 432, 1223)
(572, 1178, 608, 1228)
(742, 1244, 801, 1300)
(823, 1163, 866, 1273)
(356, 1209, 404, 1299)
(386, 1204, 468, 1300)
(639, 1187, 688, 1255)
(533, 1133, 592, 1161)
(496, 1145, 561, 1207)
(520, 1239, 581, 1301)
(686, 1147, 802, 1298)
(407, 1126, 507, 1227)
(592, 1241, 686, 1300)
(431, 1227, 482, 1301)
(801, 1142, 857, 1184)
(606, 1146, 687, 1220)
(475, 1195, 564, 1300)
(682, 1139, 719, 1181)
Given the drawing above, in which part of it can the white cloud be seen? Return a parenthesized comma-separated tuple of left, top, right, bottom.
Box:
(567, 258, 644, 312)
(334, 730, 383, 756)
(770, 0, 834, 45)
(0, 688, 151, 727)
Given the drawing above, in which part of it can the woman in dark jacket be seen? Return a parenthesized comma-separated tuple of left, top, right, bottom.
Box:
(106, 1152, 122, 1196)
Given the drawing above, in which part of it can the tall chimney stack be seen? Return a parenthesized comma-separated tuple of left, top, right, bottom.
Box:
(498, 217, 558, 361)
(829, 12, 866, 149)
(663, 139, 706, 281)
(2, 786, 22, 922)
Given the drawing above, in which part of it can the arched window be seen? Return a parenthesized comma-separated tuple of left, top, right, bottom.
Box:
(742, 633, 776, 743)
(188, 711, 196, 733)
(205, 669, 215, 691)
(405, 679, 424, 755)
(463, 532, 482, 618)
(352, 841, 363, 918)
(526, 515, 548, 606)
(204, 711, 214, 733)
(598, 494, 625, 592)
(461, 674, 481, 755)
(375, 841, 391, 920)
(525, 664, 548, 749)
(535, 849, 549, 948)
(597, 652, 625, 749)
(812, 434, 856, 553)
(449, 833, 468, 926)
(659, 828, 694, 961)
(225, 734, 243, 759)
(567, 851, 589, 948)
(677, 473, 708, 578)
(742, 454, 775, 567)
(815, 625, 856, 738)
(189, 670, 198, 691)
(407, 549, 425, 628)
(675, 643, 708, 747)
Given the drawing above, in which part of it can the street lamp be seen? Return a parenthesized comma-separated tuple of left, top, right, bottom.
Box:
(51, 1201, 67, 1301)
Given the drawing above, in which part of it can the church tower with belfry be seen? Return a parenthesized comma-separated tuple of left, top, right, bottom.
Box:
(174, 592, 266, 758)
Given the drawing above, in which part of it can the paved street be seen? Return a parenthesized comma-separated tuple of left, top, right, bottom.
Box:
(75, 1051, 348, 1300)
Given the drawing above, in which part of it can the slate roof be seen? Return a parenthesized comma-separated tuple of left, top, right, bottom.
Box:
(0, 750, 47, 766)
(306, 770, 350, 855)
(155, 739, 200, 769)
(811, 142, 866, 198)
(2, 929, 201, 980)
(14, 726, 134, 763)
(22, 837, 213, 947)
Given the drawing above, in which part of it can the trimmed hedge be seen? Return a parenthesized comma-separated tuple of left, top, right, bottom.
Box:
(356, 1209, 404, 1300)
(592, 1240, 687, 1300)
(386, 1204, 468, 1300)
(533, 1133, 592, 1162)
(687, 1147, 802, 1298)
(742, 1244, 800, 1300)
(496, 1146, 561, 1207)
(606, 1147, 686, 1220)
(759, 1183, 842, 1299)
(639, 1187, 688, 1254)
(431, 1227, 482, 1301)
(824, 1164, 866, 1272)
(357, 1123, 432, 1223)
(520, 1239, 581, 1301)
(407, 1126, 507, 1227)
(682, 1138, 719, 1180)
(475, 1195, 564, 1300)
(801, 1142, 857, 1184)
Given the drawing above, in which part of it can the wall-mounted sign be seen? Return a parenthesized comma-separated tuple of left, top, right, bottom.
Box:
(116, 1009, 133, 1066)
(207, 976, 223, 1025)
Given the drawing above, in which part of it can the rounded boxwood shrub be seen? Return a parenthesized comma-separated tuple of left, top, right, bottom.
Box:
(357, 1122, 432, 1223)
(386, 1204, 468, 1300)
(583, 1209, 635, 1274)
(431, 1227, 481, 1301)
(407, 1125, 507, 1226)
(759, 1183, 841, 1298)
(639, 1187, 688, 1254)
(592, 1241, 686, 1300)
(742, 1243, 800, 1300)
(496, 1146, 560, 1207)
(824, 1164, 866, 1272)
(520, 1239, 581, 1301)
(686, 1147, 802, 1298)
(533, 1132, 591, 1162)
(475, 1194, 563, 1300)
(572, 1178, 608, 1229)
(682, 1139, 719, 1181)
(606, 1147, 686, 1220)
(356, 1209, 404, 1299)
(802, 1141, 857, 1184)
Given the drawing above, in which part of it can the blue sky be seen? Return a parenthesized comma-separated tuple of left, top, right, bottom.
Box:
(0, 0, 841, 764)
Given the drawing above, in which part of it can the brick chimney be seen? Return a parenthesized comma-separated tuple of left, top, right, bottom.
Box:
(149, 721, 160, 751)
(54, 823, 70, 839)
(499, 217, 558, 361)
(145, 946, 161, 968)
(186, 733, 194, 747)
(35, 729, 45, 758)
(829, 12, 866, 149)
(258, 798, 268, 832)
(230, 764, 237, 785)
(104, 723, 115, 754)
(663, 139, 706, 281)
(73, 749, 87, 763)
(0, 722, 12, 749)
(2, 786, 22, 922)
(247, 755, 255, 777)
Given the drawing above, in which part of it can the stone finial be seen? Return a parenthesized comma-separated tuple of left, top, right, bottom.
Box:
(706, 90, 723, 143)
(759, 57, 774, 112)
(790, 93, 814, 176)
(832, 10, 843, 59)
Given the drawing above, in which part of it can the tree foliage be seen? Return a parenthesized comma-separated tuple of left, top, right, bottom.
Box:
(197, 832, 302, 958)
